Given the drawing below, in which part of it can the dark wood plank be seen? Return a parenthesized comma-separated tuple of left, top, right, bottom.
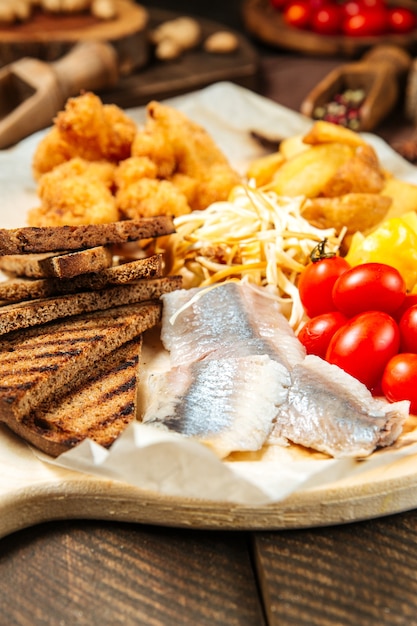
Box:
(0, 521, 265, 626)
(253, 510, 417, 626)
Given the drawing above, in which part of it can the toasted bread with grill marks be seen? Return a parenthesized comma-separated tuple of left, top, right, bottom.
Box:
(9, 336, 143, 457)
(0, 254, 164, 303)
(0, 301, 161, 429)
(0, 217, 175, 255)
(0, 275, 181, 335)
(0, 246, 113, 279)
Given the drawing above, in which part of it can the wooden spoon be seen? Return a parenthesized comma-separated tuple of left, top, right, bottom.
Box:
(0, 40, 119, 149)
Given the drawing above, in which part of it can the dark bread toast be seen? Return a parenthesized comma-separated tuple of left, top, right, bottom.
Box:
(0, 254, 163, 302)
(0, 217, 175, 255)
(0, 275, 182, 335)
(0, 301, 161, 429)
(0, 246, 113, 279)
(9, 336, 143, 457)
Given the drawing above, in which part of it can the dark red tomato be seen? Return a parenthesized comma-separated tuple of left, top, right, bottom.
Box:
(341, 0, 362, 18)
(343, 9, 388, 36)
(399, 304, 417, 353)
(392, 293, 417, 322)
(359, 0, 386, 9)
(325, 311, 400, 390)
(382, 353, 417, 413)
(308, 0, 331, 10)
(387, 7, 417, 33)
(283, 1, 312, 28)
(298, 255, 350, 318)
(298, 311, 348, 358)
(311, 6, 343, 34)
(332, 262, 406, 317)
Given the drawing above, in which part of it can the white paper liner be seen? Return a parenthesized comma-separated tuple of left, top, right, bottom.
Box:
(3, 81, 417, 508)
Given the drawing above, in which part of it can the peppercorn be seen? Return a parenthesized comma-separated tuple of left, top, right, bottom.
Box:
(313, 88, 366, 130)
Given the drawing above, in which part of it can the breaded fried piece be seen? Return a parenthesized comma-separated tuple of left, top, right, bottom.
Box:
(116, 178, 190, 219)
(114, 156, 158, 187)
(132, 101, 241, 211)
(32, 92, 137, 179)
(28, 158, 119, 227)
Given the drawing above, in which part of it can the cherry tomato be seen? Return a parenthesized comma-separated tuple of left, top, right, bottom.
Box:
(311, 6, 343, 34)
(283, 1, 312, 28)
(392, 293, 417, 322)
(387, 7, 417, 33)
(298, 254, 350, 318)
(326, 311, 400, 390)
(382, 353, 417, 413)
(399, 304, 417, 353)
(359, 0, 386, 9)
(341, 0, 362, 18)
(298, 311, 348, 358)
(308, 0, 331, 9)
(343, 9, 388, 36)
(332, 262, 406, 317)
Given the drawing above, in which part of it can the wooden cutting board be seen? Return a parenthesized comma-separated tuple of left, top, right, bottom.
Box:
(99, 9, 260, 109)
(0, 0, 149, 74)
(2, 422, 417, 539)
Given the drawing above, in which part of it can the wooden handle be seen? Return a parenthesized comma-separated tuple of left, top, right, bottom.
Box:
(51, 41, 119, 99)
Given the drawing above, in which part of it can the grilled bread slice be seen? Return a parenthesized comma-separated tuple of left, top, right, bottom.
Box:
(0, 246, 113, 279)
(0, 254, 164, 302)
(0, 216, 175, 255)
(0, 300, 161, 430)
(10, 336, 144, 457)
(0, 275, 181, 335)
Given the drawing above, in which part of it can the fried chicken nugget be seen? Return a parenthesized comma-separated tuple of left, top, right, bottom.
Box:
(131, 101, 241, 211)
(28, 157, 119, 226)
(116, 178, 190, 219)
(32, 92, 137, 179)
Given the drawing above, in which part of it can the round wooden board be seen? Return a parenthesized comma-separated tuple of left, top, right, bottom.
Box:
(1, 424, 417, 538)
(242, 0, 417, 58)
(0, 0, 149, 72)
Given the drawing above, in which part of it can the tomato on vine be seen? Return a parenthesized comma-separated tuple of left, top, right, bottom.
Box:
(298, 240, 350, 318)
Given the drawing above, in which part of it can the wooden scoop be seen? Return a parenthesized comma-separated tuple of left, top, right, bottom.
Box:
(300, 45, 412, 132)
(0, 40, 119, 149)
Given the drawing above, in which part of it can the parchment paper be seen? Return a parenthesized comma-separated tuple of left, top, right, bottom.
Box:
(3, 82, 417, 506)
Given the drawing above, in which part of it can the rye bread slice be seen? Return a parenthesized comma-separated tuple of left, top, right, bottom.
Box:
(0, 300, 161, 427)
(0, 246, 113, 279)
(0, 275, 182, 335)
(10, 336, 143, 457)
(0, 254, 164, 302)
(0, 217, 175, 255)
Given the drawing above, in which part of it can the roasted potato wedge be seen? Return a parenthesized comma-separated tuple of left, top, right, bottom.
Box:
(301, 193, 392, 234)
(246, 151, 285, 187)
(302, 120, 367, 148)
(380, 177, 417, 219)
(279, 134, 309, 160)
(322, 145, 385, 197)
(271, 143, 355, 198)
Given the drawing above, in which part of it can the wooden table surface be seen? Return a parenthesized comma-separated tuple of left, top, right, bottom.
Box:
(3, 2, 417, 625)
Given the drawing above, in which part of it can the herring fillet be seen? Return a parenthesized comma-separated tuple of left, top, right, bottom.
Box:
(143, 355, 290, 459)
(152, 282, 408, 458)
(269, 355, 409, 458)
(161, 282, 305, 369)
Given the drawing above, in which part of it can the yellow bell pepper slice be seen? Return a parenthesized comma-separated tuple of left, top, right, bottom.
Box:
(345, 213, 417, 291)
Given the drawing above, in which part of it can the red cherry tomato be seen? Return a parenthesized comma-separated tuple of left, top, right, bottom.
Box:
(308, 0, 331, 9)
(359, 0, 386, 9)
(392, 293, 417, 322)
(283, 1, 312, 28)
(298, 254, 350, 318)
(298, 311, 348, 358)
(382, 353, 417, 413)
(341, 0, 362, 18)
(387, 7, 417, 33)
(399, 304, 417, 353)
(332, 262, 406, 317)
(343, 9, 388, 36)
(311, 6, 343, 34)
(326, 311, 400, 390)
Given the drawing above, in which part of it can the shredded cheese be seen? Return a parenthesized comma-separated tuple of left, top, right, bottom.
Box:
(159, 185, 344, 329)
